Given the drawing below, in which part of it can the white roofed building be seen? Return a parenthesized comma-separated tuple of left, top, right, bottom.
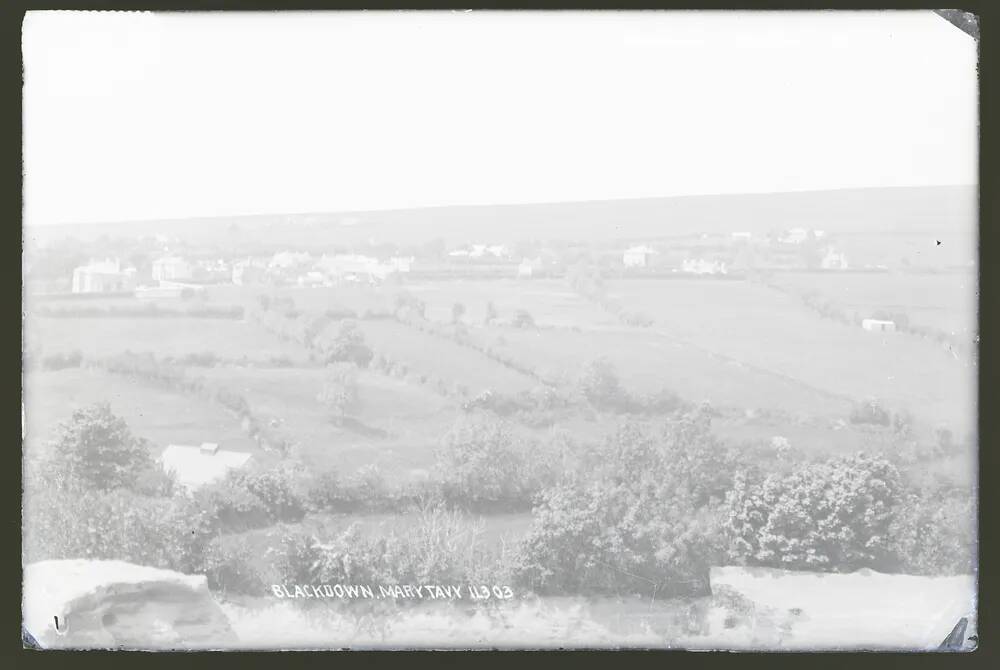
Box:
(160, 443, 253, 491)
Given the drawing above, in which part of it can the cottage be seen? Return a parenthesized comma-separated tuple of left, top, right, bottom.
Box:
(151, 256, 192, 282)
(517, 257, 542, 278)
(862, 319, 896, 332)
(681, 258, 728, 275)
(779, 228, 810, 245)
(821, 248, 849, 270)
(71, 259, 137, 294)
(623, 245, 658, 268)
(160, 443, 253, 491)
(232, 260, 267, 286)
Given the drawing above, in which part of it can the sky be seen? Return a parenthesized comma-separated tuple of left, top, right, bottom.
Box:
(22, 10, 978, 227)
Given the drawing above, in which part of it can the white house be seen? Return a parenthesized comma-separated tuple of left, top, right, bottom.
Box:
(681, 258, 728, 275)
(779, 228, 810, 245)
(160, 443, 253, 491)
(821, 248, 849, 270)
(862, 319, 896, 332)
(151, 256, 192, 282)
(623, 245, 658, 268)
(389, 256, 414, 273)
(71, 259, 137, 294)
(517, 257, 542, 278)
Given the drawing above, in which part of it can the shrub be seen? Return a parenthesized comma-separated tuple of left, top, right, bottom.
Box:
(435, 416, 555, 511)
(512, 416, 733, 597)
(41, 350, 83, 370)
(888, 487, 976, 576)
(849, 397, 891, 426)
(203, 536, 267, 596)
(725, 453, 902, 571)
(511, 309, 536, 328)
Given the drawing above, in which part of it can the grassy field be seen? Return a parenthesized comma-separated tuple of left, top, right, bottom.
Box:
(192, 367, 460, 477)
(352, 319, 539, 395)
(603, 279, 975, 433)
(25, 316, 312, 362)
(404, 279, 615, 328)
(22, 368, 269, 463)
(772, 270, 977, 338)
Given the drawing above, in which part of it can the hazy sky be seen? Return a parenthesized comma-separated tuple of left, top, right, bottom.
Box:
(22, 10, 978, 226)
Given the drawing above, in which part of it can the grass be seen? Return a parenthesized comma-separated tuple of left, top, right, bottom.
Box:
(192, 367, 461, 478)
(404, 278, 614, 328)
(25, 316, 311, 362)
(354, 320, 539, 395)
(22, 368, 274, 464)
(603, 278, 975, 433)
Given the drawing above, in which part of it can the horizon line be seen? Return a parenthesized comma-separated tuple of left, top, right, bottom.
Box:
(24, 182, 976, 229)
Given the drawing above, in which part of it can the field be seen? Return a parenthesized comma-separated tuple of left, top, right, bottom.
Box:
(773, 270, 978, 338)
(23, 368, 270, 464)
(603, 278, 976, 433)
(192, 366, 459, 477)
(25, 316, 312, 362)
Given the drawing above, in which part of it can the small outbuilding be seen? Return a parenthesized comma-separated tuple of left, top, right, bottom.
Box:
(862, 318, 896, 332)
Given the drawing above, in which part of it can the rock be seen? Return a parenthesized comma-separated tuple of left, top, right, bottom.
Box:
(23, 559, 238, 649)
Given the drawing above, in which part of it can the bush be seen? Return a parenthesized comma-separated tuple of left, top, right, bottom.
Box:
(203, 536, 267, 596)
(512, 415, 734, 597)
(888, 487, 976, 576)
(41, 350, 83, 370)
(511, 309, 536, 328)
(725, 453, 902, 571)
(850, 397, 891, 426)
(435, 416, 555, 511)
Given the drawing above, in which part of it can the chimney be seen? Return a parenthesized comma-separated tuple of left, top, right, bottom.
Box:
(200, 442, 219, 455)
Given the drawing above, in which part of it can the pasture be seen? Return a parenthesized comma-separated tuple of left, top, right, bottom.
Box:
(603, 278, 975, 433)
(25, 316, 312, 362)
(22, 368, 267, 463)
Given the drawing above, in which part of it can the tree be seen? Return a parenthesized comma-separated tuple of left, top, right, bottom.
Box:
(484, 300, 498, 325)
(320, 320, 373, 367)
(317, 363, 360, 424)
(578, 357, 624, 409)
(451, 302, 466, 324)
(511, 309, 535, 329)
(48, 403, 154, 492)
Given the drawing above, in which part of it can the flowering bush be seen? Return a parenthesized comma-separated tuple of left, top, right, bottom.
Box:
(725, 453, 902, 571)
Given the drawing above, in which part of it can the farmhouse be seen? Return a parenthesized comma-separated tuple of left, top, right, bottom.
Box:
(821, 248, 849, 270)
(862, 318, 896, 332)
(71, 259, 137, 294)
(231, 259, 267, 286)
(779, 228, 810, 245)
(622, 245, 658, 268)
(160, 442, 253, 491)
(517, 257, 542, 278)
(151, 256, 193, 282)
(681, 258, 728, 275)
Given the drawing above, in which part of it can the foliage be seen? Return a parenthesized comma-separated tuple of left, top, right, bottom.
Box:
(47, 403, 154, 492)
(511, 309, 536, 329)
(888, 486, 977, 576)
(435, 416, 557, 511)
(849, 397, 892, 426)
(316, 362, 361, 423)
(317, 320, 373, 367)
(451, 302, 466, 323)
(513, 413, 736, 597)
(725, 453, 902, 571)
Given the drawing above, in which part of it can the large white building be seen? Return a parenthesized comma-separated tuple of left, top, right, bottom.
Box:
(623, 245, 658, 268)
(151, 256, 192, 282)
(71, 259, 137, 294)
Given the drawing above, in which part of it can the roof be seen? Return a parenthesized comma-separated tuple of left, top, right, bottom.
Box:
(160, 445, 253, 490)
(624, 245, 658, 254)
